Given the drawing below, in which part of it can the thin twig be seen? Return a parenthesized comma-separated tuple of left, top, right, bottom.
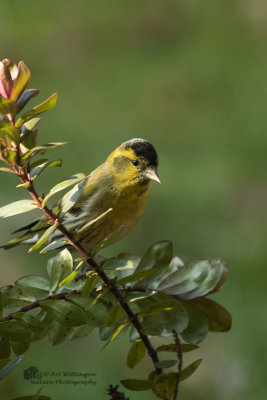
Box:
(0, 290, 79, 322)
(172, 330, 183, 400)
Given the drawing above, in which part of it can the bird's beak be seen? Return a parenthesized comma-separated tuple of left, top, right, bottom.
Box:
(144, 167, 161, 183)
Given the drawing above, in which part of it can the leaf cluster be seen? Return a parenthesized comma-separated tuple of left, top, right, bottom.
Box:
(0, 59, 232, 400)
(0, 243, 231, 399)
(0, 59, 62, 171)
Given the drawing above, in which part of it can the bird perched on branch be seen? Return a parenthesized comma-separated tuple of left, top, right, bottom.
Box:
(1, 138, 160, 253)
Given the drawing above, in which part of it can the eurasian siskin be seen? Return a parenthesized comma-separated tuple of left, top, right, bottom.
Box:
(1, 138, 160, 253)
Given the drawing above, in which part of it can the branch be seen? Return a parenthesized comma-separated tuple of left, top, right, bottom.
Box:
(172, 330, 183, 400)
(0, 290, 79, 322)
(14, 170, 162, 375)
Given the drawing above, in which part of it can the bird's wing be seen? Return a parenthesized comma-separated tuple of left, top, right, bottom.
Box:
(6, 164, 112, 249)
(60, 165, 113, 232)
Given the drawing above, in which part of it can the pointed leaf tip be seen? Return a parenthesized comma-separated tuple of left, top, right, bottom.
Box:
(15, 93, 58, 127)
(10, 61, 31, 102)
(127, 339, 146, 368)
(121, 379, 152, 391)
(0, 199, 37, 218)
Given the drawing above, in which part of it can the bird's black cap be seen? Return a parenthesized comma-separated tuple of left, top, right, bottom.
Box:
(123, 138, 158, 167)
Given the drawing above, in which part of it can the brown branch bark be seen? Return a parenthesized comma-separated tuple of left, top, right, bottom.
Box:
(172, 330, 183, 400)
(0, 290, 79, 322)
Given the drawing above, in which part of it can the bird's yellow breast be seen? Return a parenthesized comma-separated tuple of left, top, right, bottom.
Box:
(79, 181, 151, 253)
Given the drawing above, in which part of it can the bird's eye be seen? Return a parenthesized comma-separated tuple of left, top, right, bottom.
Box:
(132, 159, 139, 167)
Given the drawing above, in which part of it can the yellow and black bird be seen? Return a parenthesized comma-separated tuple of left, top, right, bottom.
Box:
(1, 138, 160, 253)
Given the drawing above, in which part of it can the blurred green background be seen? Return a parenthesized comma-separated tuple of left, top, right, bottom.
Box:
(1, 0, 267, 399)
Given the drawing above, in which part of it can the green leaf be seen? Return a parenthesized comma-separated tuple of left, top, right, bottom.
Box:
(136, 294, 189, 333)
(0, 167, 15, 173)
(0, 121, 20, 142)
(15, 275, 50, 298)
(40, 237, 68, 253)
(121, 379, 152, 391)
(15, 93, 58, 127)
(181, 303, 208, 344)
(0, 354, 24, 381)
(139, 256, 184, 291)
(101, 321, 129, 350)
(140, 299, 180, 316)
(155, 360, 178, 369)
(105, 304, 126, 327)
(13, 313, 46, 341)
(28, 222, 59, 253)
(69, 325, 94, 341)
(21, 142, 67, 160)
(180, 359, 202, 381)
(179, 259, 228, 300)
(165, 258, 227, 300)
(48, 320, 72, 345)
(99, 326, 118, 341)
(125, 292, 153, 303)
(1, 149, 17, 166)
(86, 287, 110, 310)
(129, 326, 140, 342)
(49, 249, 73, 293)
(0, 98, 17, 117)
(60, 182, 84, 215)
(81, 274, 100, 296)
(142, 313, 166, 336)
(113, 254, 141, 282)
(0, 321, 31, 342)
(153, 372, 177, 399)
(0, 199, 37, 218)
(42, 173, 86, 206)
(10, 341, 30, 356)
(0, 337, 11, 359)
(103, 253, 140, 274)
(66, 294, 92, 309)
(158, 259, 209, 295)
(190, 298, 232, 332)
(23, 117, 41, 132)
(156, 343, 198, 353)
(135, 241, 173, 273)
(16, 89, 40, 112)
(10, 61, 30, 102)
(0, 285, 35, 307)
(127, 339, 146, 368)
(20, 129, 38, 150)
(40, 300, 87, 327)
(162, 299, 189, 333)
(58, 263, 83, 288)
(31, 313, 53, 341)
(116, 269, 157, 285)
(208, 261, 229, 294)
(16, 182, 31, 188)
(30, 159, 62, 180)
(29, 158, 48, 170)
